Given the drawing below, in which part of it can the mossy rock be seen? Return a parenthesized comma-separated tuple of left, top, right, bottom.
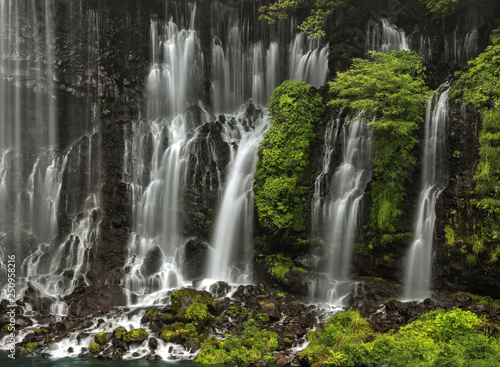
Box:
(161, 313, 174, 324)
(122, 328, 149, 343)
(160, 328, 178, 343)
(142, 309, 160, 323)
(88, 342, 100, 354)
(95, 332, 111, 344)
(171, 288, 213, 313)
(21, 342, 37, 353)
(256, 313, 270, 324)
(258, 299, 281, 320)
(174, 310, 188, 323)
(113, 326, 127, 340)
(186, 303, 213, 323)
(208, 301, 224, 315)
(173, 322, 185, 331)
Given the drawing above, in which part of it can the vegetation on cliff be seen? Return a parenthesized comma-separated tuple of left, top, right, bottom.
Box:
(448, 28, 500, 264)
(328, 50, 432, 251)
(254, 80, 324, 249)
(301, 308, 500, 367)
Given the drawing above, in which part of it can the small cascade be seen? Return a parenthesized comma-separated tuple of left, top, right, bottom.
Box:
(404, 87, 449, 300)
(311, 116, 371, 304)
(366, 18, 409, 53)
(312, 116, 341, 237)
(123, 5, 210, 305)
(206, 106, 268, 283)
(445, 27, 478, 66)
(210, 19, 279, 111)
(288, 33, 329, 88)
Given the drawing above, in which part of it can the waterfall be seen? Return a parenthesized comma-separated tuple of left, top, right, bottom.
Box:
(311, 115, 372, 304)
(445, 27, 478, 66)
(124, 0, 330, 299)
(404, 87, 449, 300)
(206, 107, 268, 283)
(288, 33, 329, 88)
(366, 18, 409, 53)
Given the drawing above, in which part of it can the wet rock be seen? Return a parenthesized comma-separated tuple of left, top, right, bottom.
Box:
(294, 255, 318, 271)
(183, 239, 209, 279)
(141, 246, 163, 277)
(122, 328, 148, 344)
(148, 337, 158, 350)
(209, 281, 231, 298)
(170, 288, 213, 313)
(258, 299, 281, 321)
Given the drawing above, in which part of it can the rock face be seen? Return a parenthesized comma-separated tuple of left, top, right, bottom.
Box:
(1, 0, 500, 316)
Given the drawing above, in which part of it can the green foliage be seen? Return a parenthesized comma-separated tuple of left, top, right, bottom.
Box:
(265, 254, 307, 283)
(474, 110, 500, 195)
(418, 0, 461, 19)
(453, 27, 500, 110)
(186, 303, 211, 322)
(254, 80, 324, 244)
(258, 0, 345, 38)
(88, 342, 100, 354)
(329, 51, 431, 250)
(195, 327, 279, 366)
(301, 308, 500, 367)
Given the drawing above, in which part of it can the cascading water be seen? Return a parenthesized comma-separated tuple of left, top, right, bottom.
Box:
(206, 108, 267, 283)
(0, 0, 102, 315)
(366, 18, 409, 53)
(123, 4, 208, 304)
(404, 87, 449, 300)
(125, 0, 330, 299)
(288, 33, 329, 88)
(311, 115, 372, 304)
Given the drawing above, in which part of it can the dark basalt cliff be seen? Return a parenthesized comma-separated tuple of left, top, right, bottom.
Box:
(2, 0, 500, 316)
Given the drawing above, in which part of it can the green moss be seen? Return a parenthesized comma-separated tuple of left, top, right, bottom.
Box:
(122, 328, 148, 343)
(34, 328, 42, 334)
(256, 313, 270, 324)
(265, 254, 307, 284)
(160, 328, 178, 343)
(88, 342, 100, 354)
(254, 80, 325, 248)
(144, 309, 158, 319)
(161, 313, 174, 323)
(113, 326, 127, 340)
(171, 289, 213, 313)
(95, 332, 110, 345)
(195, 326, 279, 366)
(301, 308, 500, 367)
(21, 342, 37, 353)
(186, 303, 212, 322)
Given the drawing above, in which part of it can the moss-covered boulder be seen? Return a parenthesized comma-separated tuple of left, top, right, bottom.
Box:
(141, 309, 160, 324)
(122, 328, 149, 343)
(171, 288, 213, 313)
(258, 299, 281, 320)
(95, 332, 111, 344)
(88, 342, 100, 354)
(112, 326, 127, 340)
(161, 313, 174, 324)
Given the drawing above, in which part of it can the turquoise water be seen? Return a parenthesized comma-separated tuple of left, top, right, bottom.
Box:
(0, 354, 201, 367)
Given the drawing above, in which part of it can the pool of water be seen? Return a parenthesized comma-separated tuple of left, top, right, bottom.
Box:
(0, 354, 205, 367)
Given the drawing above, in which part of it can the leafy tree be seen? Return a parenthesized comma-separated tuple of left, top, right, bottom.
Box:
(329, 51, 432, 249)
(418, 0, 461, 19)
(259, 0, 345, 38)
(254, 80, 324, 246)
